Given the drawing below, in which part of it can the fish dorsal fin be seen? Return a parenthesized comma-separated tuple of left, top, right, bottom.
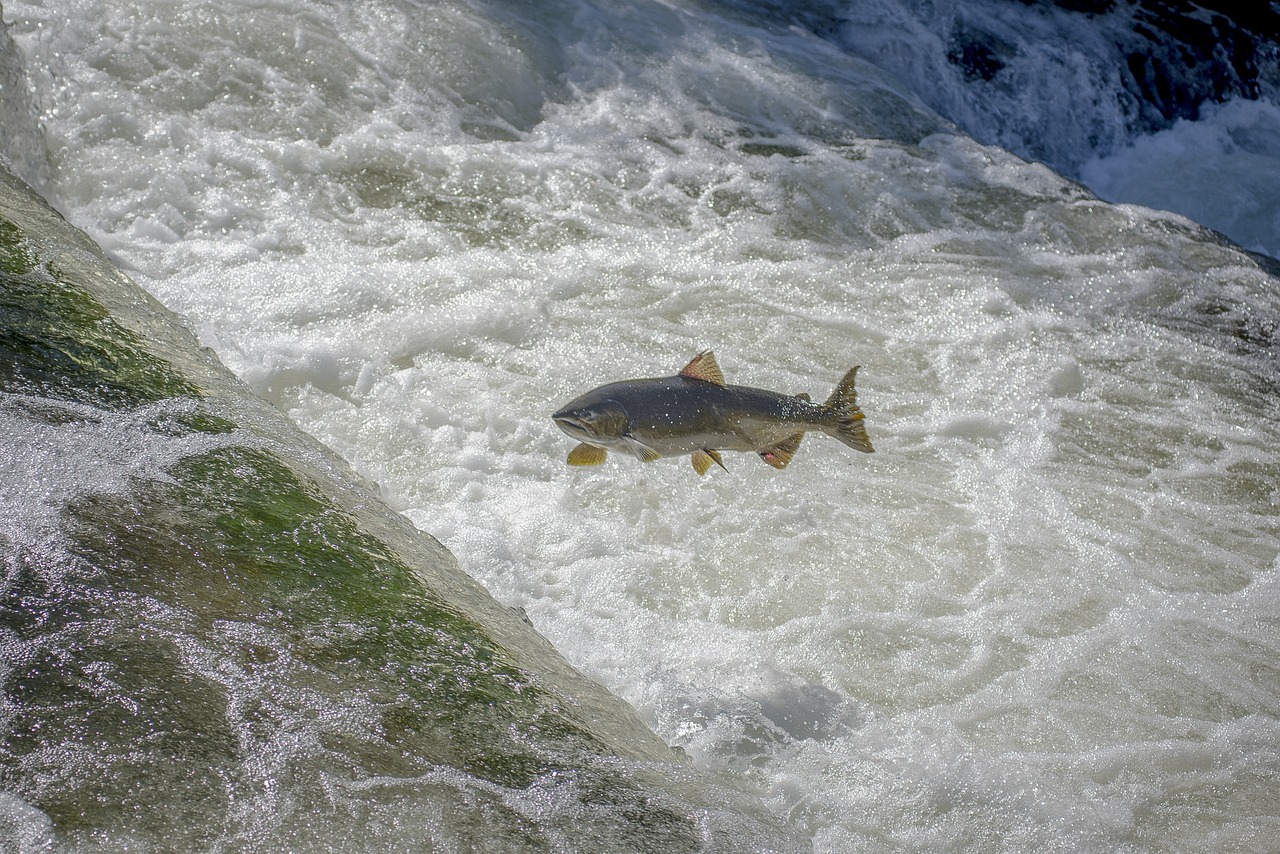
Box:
(759, 432, 804, 469)
(691, 449, 727, 476)
(679, 351, 726, 386)
(795, 392, 811, 401)
(567, 443, 608, 466)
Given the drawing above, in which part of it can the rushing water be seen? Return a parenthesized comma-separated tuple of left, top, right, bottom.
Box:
(3, 0, 1279, 851)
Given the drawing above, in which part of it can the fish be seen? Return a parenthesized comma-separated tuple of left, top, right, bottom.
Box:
(551, 351, 873, 475)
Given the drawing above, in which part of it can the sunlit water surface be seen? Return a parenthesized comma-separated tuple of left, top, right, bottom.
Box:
(6, 0, 1279, 850)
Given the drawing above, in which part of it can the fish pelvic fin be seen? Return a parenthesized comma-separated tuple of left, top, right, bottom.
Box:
(691, 449, 727, 476)
(679, 351, 726, 386)
(760, 433, 804, 469)
(568, 443, 608, 466)
(821, 366, 874, 453)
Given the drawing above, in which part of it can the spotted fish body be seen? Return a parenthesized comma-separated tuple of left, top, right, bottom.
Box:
(551, 352, 873, 475)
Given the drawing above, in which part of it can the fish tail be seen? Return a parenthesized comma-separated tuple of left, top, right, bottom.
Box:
(821, 366, 874, 453)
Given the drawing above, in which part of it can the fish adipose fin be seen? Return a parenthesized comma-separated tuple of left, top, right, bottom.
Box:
(568, 443, 608, 466)
(822, 366, 874, 453)
(691, 448, 726, 476)
(760, 433, 803, 469)
(679, 351, 726, 386)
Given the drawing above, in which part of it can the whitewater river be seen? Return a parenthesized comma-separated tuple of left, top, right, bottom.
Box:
(3, 0, 1278, 850)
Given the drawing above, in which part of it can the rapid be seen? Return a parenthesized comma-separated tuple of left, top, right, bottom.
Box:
(2, 0, 1278, 850)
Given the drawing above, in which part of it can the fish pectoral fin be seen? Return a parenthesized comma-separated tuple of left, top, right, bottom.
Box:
(759, 433, 804, 469)
(567, 443, 608, 466)
(691, 449, 727, 476)
(623, 436, 662, 463)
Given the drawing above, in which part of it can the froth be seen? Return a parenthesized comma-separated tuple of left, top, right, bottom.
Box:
(7, 0, 1280, 849)
(1082, 98, 1280, 259)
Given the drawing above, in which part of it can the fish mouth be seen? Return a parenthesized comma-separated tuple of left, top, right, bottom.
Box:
(552, 413, 593, 440)
(551, 412, 580, 428)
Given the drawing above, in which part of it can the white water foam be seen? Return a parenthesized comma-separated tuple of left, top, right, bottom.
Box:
(1082, 98, 1280, 259)
(7, 0, 1280, 849)
(832, 0, 1280, 260)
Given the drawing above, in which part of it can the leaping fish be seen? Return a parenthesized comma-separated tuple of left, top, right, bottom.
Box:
(551, 351, 873, 475)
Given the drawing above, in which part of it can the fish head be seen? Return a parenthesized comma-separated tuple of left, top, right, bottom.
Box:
(552, 396, 628, 445)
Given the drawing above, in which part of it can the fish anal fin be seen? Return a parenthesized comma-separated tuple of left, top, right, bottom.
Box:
(759, 433, 804, 469)
(679, 351, 726, 386)
(624, 437, 662, 463)
(568, 443, 608, 466)
(691, 448, 727, 476)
